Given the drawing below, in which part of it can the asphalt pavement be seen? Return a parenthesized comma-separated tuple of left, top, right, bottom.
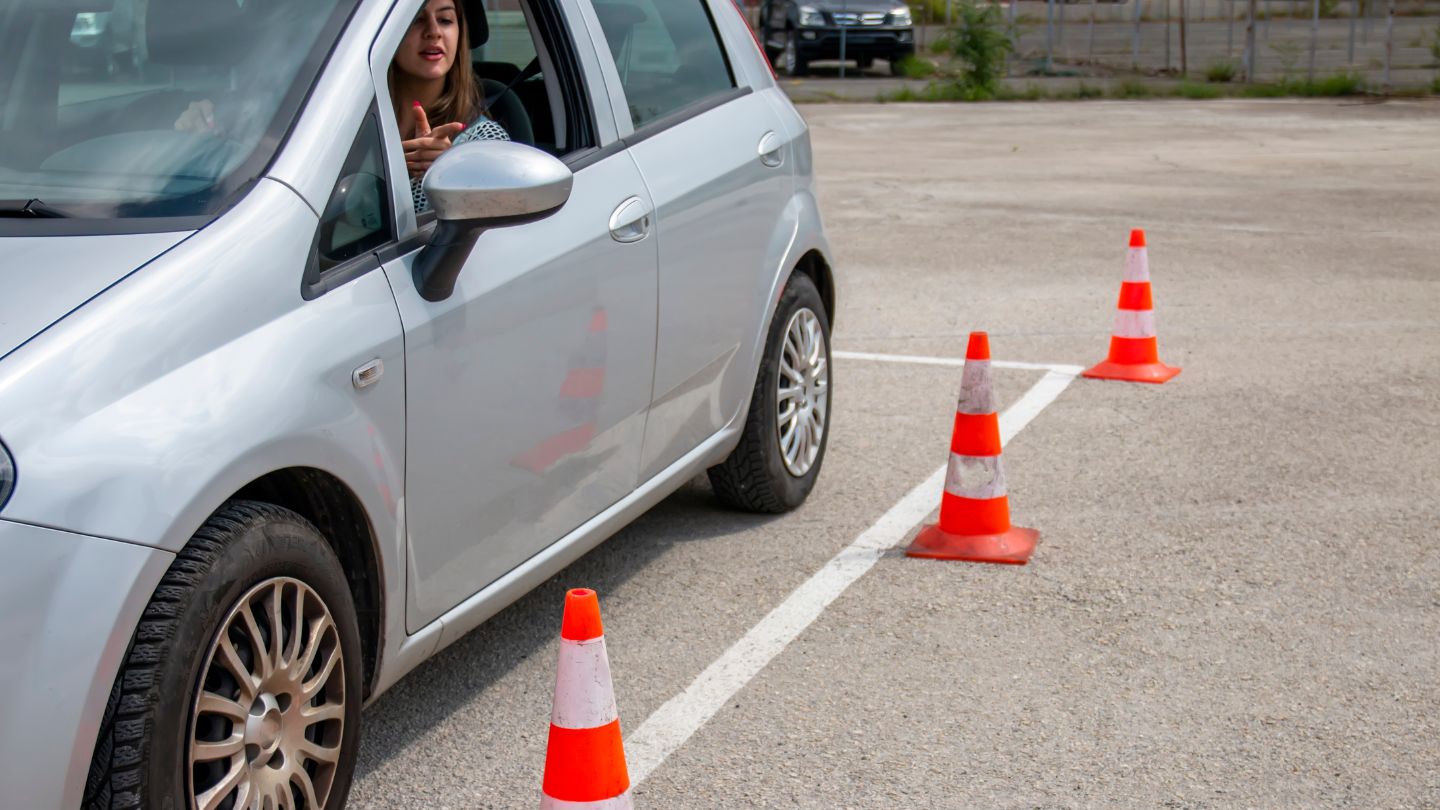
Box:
(350, 98, 1440, 808)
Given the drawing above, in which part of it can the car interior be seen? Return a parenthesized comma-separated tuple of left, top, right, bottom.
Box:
(461, 0, 593, 158)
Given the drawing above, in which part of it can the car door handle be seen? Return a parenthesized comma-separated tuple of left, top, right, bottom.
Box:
(758, 131, 784, 168)
(609, 196, 652, 243)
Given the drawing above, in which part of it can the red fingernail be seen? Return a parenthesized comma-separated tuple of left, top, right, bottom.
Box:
(412, 100, 421, 108)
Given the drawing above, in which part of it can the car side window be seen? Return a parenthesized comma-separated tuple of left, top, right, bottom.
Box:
(593, 0, 735, 129)
(317, 110, 394, 274)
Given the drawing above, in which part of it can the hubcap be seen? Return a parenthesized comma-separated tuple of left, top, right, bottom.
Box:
(189, 577, 346, 810)
(776, 307, 829, 477)
(784, 33, 797, 73)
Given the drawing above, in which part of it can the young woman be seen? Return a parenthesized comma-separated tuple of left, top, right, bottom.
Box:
(174, 0, 509, 213)
(390, 0, 510, 213)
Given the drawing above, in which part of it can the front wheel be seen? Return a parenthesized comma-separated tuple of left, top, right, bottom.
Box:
(85, 501, 362, 810)
(709, 273, 831, 513)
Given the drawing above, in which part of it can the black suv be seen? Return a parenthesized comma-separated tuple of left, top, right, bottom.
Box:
(758, 0, 915, 76)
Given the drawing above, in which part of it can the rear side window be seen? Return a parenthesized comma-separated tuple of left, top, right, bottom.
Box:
(592, 0, 735, 129)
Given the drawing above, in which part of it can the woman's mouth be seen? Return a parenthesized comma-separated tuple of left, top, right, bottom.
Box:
(421, 48, 445, 62)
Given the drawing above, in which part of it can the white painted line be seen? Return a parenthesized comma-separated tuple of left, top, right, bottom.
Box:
(834, 349, 1085, 376)
(625, 366, 1081, 785)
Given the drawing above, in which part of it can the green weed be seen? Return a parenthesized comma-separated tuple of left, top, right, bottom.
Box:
(1176, 80, 1224, 99)
(894, 55, 940, 78)
(1111, 79, 1153, 98)
(1205, 59, 1237, 83)
(933, 1, 1016, 99)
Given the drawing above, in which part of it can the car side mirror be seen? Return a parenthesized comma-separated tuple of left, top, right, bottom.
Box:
(413, 140, 574, 302)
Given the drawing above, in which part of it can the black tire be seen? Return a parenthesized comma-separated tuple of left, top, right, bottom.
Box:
(84, 501, 363, 810)
(708, 273, 831, 513)
(856, 56, 874, 70)
(783, 29, 810, 77)
(761, 25, 782, 64)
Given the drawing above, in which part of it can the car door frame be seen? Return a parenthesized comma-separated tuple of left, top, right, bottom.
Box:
(358, 0, 669, 691)
(577, 0, 808, 479)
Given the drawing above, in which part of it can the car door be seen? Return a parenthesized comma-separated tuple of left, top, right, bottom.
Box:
(588, 0, 795, 480)
(370, 0, 659, 631)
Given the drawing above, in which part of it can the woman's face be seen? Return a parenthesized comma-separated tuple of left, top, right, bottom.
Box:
(395, 0, 460, 82)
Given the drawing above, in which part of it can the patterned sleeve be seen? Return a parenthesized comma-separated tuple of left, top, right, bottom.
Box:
(411, 116, 512, 214)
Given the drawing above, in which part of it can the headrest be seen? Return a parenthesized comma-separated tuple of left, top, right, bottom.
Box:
(464, 0, 489, 48)
(594, 2, 647, 36)
(593, 2, 647, 55)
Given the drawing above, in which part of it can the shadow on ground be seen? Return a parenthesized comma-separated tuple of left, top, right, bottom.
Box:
(353, 476, 781, 776)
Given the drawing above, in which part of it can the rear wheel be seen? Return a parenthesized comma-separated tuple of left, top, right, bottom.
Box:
(709, 273, 831, 513)
(782, 29, 810, 76)
(84, 501, 362, 810)
(761, 25, 782, 64)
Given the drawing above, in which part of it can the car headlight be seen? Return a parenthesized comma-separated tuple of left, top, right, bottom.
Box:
(890, 6, 912, 25)
(797, 5, 826, 27)
(0, 440, 14, 513)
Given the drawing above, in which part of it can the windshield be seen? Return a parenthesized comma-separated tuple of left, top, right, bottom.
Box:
(0, 0, 351, 221)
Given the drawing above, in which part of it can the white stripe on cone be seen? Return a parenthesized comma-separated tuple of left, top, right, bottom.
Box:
(943, 453, 1008, 500)
(1112, 309, 1157, 339)
(540, 790, 635, 809)
(956, 359, 995, 415)
(1124, 247, 1150, 282)
(551, 636, 619, 729)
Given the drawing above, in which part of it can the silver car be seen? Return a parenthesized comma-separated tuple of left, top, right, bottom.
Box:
(0, 0, 835, 806)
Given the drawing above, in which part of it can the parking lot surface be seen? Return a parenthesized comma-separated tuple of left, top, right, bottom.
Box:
(351, 99, 1440, 808)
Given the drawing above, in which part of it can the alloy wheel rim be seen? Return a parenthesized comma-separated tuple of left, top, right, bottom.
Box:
(776, 307, 828, 477)
(189, 577, 346, 810)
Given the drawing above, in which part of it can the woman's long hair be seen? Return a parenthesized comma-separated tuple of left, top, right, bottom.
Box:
(389, 0, 485, 131)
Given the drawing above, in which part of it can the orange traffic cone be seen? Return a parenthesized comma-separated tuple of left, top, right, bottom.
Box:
(541, 588, 633, 809)
(1083, 229, 1181, 383)
(906, 332, 1038, 565)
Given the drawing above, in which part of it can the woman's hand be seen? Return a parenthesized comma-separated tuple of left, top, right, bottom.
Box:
(404, 103, 466, 178)
(174, 100, 220, 135)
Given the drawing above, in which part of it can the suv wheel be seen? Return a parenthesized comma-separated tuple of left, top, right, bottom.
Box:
(782, 29, 809, 76)
(760, 25, 782, 64)
(85, 501, 362, 810)
(709, 272, 831, 512)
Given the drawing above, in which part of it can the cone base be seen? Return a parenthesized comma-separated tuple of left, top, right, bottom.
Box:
(1082, 359, 1181, 384)
(905, 523, 1038, 565)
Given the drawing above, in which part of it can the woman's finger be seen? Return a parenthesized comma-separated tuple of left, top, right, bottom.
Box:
(412, 102, 431, 138)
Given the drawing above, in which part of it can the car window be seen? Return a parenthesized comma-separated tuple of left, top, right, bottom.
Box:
(0, 0, 350, 221)
(317, 111, 393, 273)
(475, 0, 539, 67)
(592, 0, 735, 129)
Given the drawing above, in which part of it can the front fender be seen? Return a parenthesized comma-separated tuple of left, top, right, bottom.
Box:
(0, 180, 405, 561)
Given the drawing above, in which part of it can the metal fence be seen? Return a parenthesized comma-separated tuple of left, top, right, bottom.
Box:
(750, 0, 1440, 91)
